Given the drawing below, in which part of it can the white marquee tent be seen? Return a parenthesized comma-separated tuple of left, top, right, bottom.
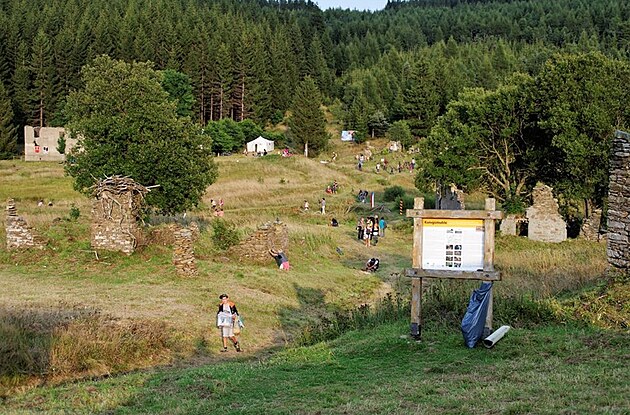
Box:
(246, 136, 275, 153)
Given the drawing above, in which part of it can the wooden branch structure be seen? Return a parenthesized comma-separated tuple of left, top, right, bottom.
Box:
(405, 197, 503, 340)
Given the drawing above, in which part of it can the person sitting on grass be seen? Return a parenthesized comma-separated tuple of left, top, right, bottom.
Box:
(364, 257, 380, 272)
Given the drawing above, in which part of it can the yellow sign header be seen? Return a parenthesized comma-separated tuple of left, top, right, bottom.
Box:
(423, 219, 483, 228)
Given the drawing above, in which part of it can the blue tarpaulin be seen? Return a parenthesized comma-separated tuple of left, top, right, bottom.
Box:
(461, 282, 493, 348)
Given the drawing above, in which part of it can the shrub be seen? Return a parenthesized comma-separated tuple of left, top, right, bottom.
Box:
(68, 204, 80, 221)
(383, 186, 405, 202)
(211, 219, 240, 250)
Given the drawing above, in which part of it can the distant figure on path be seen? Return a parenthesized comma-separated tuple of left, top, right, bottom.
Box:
(216, 294, 242, 353)
(320, 198, 326, 215)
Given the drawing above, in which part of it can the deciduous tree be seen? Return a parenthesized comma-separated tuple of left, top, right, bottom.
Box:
(65, 56, 217, 214)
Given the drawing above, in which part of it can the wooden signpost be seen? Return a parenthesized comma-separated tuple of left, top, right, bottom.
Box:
(405, 197, 503, 340)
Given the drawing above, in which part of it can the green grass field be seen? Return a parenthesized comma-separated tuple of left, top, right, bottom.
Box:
(0, 139, 628, 413)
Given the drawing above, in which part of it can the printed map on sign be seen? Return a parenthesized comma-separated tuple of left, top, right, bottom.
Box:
(421, 219, 484, 271)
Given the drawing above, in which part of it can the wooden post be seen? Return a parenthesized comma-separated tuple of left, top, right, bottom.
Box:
(484, 198, 495, 333)
(410, 197, 424, 340)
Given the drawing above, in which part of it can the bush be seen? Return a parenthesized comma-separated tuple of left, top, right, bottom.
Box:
(211, 219, 240, 250)
(383, 186, 405, 202)
(68, 204, 80, 221)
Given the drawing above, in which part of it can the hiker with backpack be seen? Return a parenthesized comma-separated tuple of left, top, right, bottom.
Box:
(216, 293, 242, 353)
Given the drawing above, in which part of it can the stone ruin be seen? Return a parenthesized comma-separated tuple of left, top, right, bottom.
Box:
(607, 131, 630, 274)
(173, 226, 197, 277)
(581, 208, 603, 242)
(499, 214, 527, 236)
(526, 183, 567, 243)
(229, 220, 289, 263)
(436, 184, 465, 210)
(90, 176, 149, 255)
(5, 199, 45, 250)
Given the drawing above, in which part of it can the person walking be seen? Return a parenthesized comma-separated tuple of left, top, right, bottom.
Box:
(320, 197, 326, 215)
(216, 294, 242, 353)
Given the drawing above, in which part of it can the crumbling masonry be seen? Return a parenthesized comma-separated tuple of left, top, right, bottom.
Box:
(607, 132, 630, 274)
(229, 220, 288, 263)
(5, 199, 45, 250)
(90, 176, 148, 255)
(526, 183, 567, 243)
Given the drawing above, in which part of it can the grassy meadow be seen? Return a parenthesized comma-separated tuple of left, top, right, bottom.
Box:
(0, 139, 628, 413)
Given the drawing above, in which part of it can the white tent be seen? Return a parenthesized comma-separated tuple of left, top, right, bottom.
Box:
(246, 136, 275, 154)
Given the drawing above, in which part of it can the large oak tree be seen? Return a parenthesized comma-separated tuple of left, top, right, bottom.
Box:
(65, 56, 218, 214)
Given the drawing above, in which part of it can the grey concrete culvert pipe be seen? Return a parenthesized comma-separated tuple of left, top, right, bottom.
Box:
(483, 325, 511, 348)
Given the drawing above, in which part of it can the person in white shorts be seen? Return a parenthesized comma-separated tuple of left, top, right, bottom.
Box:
(216, 293, 241, 352)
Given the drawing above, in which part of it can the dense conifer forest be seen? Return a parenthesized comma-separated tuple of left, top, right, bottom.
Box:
(1, 0, 630, 214)
(0, 0, 628, 131)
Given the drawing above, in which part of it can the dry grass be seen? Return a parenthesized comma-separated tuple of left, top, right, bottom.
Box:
(0, 139, 611, 395)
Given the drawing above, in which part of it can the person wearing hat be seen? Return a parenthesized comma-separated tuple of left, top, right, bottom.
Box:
(216, 294, 242, 352)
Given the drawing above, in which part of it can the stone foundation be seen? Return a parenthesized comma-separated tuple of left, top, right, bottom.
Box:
(229, 220, 289, 263)
(5, 199, 45, 250)
(607, 132, 630, 273)
(526, 183, 567, 243)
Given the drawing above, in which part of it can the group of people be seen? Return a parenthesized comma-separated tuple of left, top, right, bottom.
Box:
(356, 215, 386, 247)
(357, 190, 369, 203)
(325, 180, 339, 194)
(210, 198, 225, 217)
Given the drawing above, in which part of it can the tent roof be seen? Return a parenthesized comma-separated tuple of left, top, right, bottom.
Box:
(247, 136, 274, 144)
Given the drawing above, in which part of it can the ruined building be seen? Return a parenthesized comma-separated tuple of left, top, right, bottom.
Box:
(91, 176, 148, 255)
(607, 131, 630, 274)
(526, 183, 567, 243)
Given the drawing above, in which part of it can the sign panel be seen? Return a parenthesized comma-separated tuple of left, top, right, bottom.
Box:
(421, 219, 484, 271)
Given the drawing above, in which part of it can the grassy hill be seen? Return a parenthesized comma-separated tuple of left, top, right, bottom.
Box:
(0, 139, 627, 413)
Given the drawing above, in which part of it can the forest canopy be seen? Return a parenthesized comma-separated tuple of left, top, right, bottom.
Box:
(1, 0, 629, 215)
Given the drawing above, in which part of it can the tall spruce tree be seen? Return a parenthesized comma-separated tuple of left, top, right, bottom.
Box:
(288, 77, 328, 157)
(0, 81, 17, 159)
(31, 29, 54, 127)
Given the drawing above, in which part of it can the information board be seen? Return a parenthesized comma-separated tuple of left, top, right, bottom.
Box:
(421, 219, 485, 271)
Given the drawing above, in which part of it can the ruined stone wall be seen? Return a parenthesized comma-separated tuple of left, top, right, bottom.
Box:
(581, 209, 603, 242)
(173, 227, 197, 277)
(5, 199, 45, 250)
(500, 214, 518, 236)
(91, 191, 142, 254)
(526, 183, 567, 243)
(229, 221, 288, 263)
(607, 134, 630, 272)
(437, 185, 465, 210)
(500, 214, 527, 236)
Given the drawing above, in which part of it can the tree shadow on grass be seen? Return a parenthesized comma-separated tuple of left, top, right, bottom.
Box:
(275, 283, 332, 344)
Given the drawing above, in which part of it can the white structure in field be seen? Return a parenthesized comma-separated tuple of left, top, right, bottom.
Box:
(246, 136, 274, 154)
